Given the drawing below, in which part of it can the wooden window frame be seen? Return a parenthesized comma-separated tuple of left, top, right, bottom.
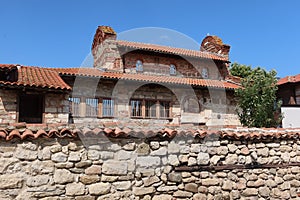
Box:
(130, 98, 172, 119)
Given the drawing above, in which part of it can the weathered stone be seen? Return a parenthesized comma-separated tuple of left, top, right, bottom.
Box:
(193, 193, 206, 200)
(75, 196, 95, 200)
(51, 152, 68, 162)
(143, 176, 160, 187)
(190, 144, 201, 153)
(69, 152, 81, 162)
(150, 141, 160, 150)
(217, 146, 228, 155)
(102, 160, 128, 175)
(133, 187, 155, 196)
(31, 185, 65, 197)
(224, 154, 238, 164)
(228, 144, 238, 153)
(55, 162, 74, 168)
(173, 190, 193, 198)
(168, 155, 179, 166)
(85, 165, 101, 175)
(15, 146, 37, 161)
(257, 147, 269, 157)
(188, 157, 197, 166)
(0, 174, 23, 189)
(66, 182, 85, 196)
(136, 156, 160, 167)
(136, 143, 150, 155)
(222, 180, 233, 191)
(101, 175, 118, 182)
(116, 150, 132, 160)
(258, 186, 270, 197)
(50, 144, 62, 153)
(100, 151, 114, 160)
(210, 155, 221, 165)
(0, 157, 19, 173)
(168, 142, 180, 154)
(197, 152, 210, 165)
(112, 181, 131, 190)
(26, 175, 49, 187)
(168, 172, 182, 183)
(157, 185, 178, 192)
(89, 183, 111, 195)
(80, 175, 100, 184)
(240, 147, 250, 155)
(150, 147, 167, 156)
(242, 188, 258, 196)
(184, 183, 198, 193)
(54, 169, 74, 184)
(75, 160, 92, 168)
(152, 194, 173, 200)
(123, 142, 136, 151)
(201, 178, 219, 186)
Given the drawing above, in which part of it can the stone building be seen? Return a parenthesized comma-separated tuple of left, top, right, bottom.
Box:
(0, 26, 240, 127)
(277, 74, 300, 128)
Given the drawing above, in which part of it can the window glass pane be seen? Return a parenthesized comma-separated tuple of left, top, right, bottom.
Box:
(136, 60, 143, 72)
(69, 97, 80, 117)
(170, 64, 176, 75)
(102, 99, 114, 117)
(159, 101, 170, 118)
(130, 100, 142, 117)
(86, 98, 98, 117)
(146, 100, 156, 118)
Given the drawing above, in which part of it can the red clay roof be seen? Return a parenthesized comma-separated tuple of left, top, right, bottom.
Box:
(51, 67, 240, 89)
(0, 64, 17, 70)
(0, 65, 71, 91)
(278, 74, 300, 85)
(116, 40, 229, 61)
(1, 124, 300, 141)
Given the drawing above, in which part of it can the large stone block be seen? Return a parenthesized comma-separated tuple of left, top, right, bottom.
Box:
(0, 174, 23, 189)
(54, 169, 74, 184)
(88, 182, 111, 195)
(102, 160, 128, 175)
(66, 182, 85, 196)
(136, 156, 161, 167)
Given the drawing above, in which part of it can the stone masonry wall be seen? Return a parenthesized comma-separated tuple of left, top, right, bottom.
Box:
(0, 89, 17, 123)
(1, 133, 300, 199)
(123, 52, 224, 80)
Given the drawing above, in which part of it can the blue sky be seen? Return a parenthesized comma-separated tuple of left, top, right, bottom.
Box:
(1, 0, 300, 78)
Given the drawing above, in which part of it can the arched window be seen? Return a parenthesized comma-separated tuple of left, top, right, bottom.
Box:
(202, 68, 208, 79)
(170, 64, 176, 75)
(136, 60, 143, 72)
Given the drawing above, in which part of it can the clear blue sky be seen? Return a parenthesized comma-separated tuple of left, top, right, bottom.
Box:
(1, 0, 300, 78)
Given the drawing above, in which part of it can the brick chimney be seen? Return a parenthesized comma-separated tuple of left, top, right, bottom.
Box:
(91, 26, 122, 71)
(200, 36, 230, 57)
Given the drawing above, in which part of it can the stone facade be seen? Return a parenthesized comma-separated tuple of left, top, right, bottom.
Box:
(0, 89, 69, 124)
(1, 132, 300, 199)
(0, 89, 17, 123)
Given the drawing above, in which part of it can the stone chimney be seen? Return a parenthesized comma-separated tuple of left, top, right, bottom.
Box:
(200, 36, 230, 57)
(91, 26, 123, 71)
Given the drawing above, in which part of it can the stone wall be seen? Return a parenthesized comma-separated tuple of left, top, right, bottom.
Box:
(123, 52, 225, 79)
(1, 131, 300, 199)
(0, 89, 69, 124)
(0, 89, 17, 123)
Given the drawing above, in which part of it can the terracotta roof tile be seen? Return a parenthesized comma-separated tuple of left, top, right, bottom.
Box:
(1, 123, 300, 141)
(0, 64, 17, 70)
(0, 65, 71, 91)
(51, 67, 240, 90)
(116, 40, 229, 61)
(278, 74, 300, 85)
